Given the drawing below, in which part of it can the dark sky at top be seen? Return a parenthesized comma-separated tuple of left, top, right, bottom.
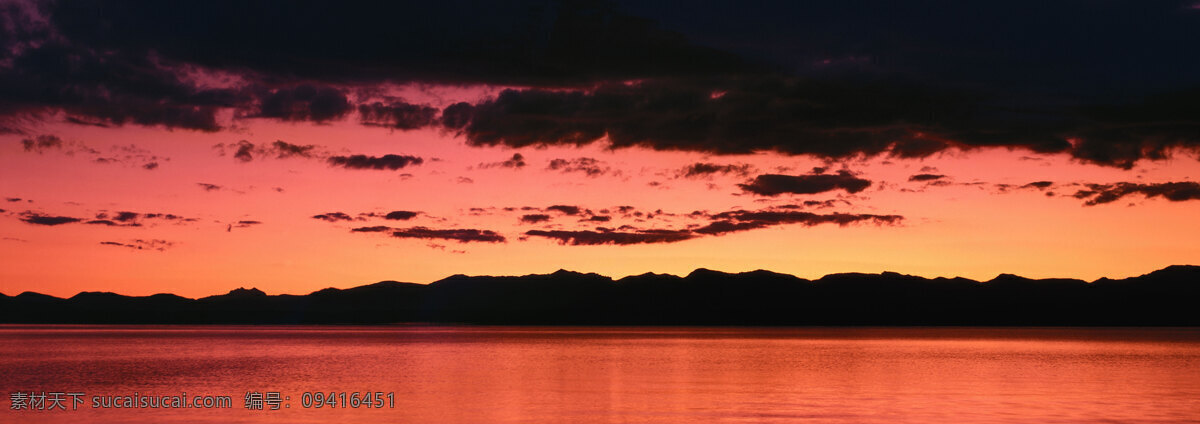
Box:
(619, 1, 1200, 100)
(2, 0, 1199, 168)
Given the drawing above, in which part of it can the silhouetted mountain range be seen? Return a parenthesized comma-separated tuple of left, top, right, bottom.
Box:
(2, 266, 1199, 325)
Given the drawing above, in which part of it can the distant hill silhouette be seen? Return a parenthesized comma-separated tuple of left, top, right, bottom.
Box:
(2, 266, 1199, 325)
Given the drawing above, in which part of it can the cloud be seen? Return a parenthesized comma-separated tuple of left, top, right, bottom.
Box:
(441, 102, 474, 129)
(140, 212, 191, 221)
(449, 78, 1060, 159)
(391, 227, 506, 243)
(383, 211, 419, 220)
(0, 0, 758, 134)
(214, 140, 320, 162)
(85, 220, 131, 227)
(525, 229, 697, 246)
(908, 174, 946, 182)
(797, 200, 842, 209)
(312, 212, 357, 222)
(311, 210, 421, 221)
(546, 205, 583, 215)
(517, 204, 902, 246)
(197, 183, 223, 192)
(224, 220, 262, 232)
(520, 214, 552, 224)
(99, 239, 175, 252)
(16, 209, 194, 228)
(86, 211, 194, 227)
(348, 223, 506, 243)
(525, 205, 901, 244)
(479, 153, 526, 169)
(0, 44, 233, 131)
(20, 134, 65, 152)
(695, 210, 903, 235)
(338, 201, 904, 247)
(19, 213, 82, 226)
(249, 85, 352, 122)
(112, 212, 141, 222)
(679, 162, 753, 178)
(267, 140, 319, 159)
(1070, 89, 1200, 169)
(12, 207, 211, 231)
(1073, 182, 1200, 206)
(739, 170, 871, 196)
(359, 101, 439, 129)
(0, 1, 1194, 172)
(444, 76, 1200, 169)
(18, 135, 165, 169)
(225, 141, 255, 162)
(351, 226, 392, 233)
(547, 157, 611, 176)
(328, 154, 423, 170)
(2, 1, 1194, 172)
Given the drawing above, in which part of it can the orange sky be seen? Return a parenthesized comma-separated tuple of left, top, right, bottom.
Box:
(2, 87, 1198, 298)
(2, 1, 1199, 298)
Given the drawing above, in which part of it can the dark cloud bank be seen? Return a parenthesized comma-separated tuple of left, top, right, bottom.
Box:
(3, 265, 1199, 325)
(2, 1, 1197, 169)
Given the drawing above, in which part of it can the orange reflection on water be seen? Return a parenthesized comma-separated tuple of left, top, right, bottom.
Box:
(1, 326, 1198, 423)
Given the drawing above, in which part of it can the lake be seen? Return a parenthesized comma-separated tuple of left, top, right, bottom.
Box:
(1, 326, 1198, 423)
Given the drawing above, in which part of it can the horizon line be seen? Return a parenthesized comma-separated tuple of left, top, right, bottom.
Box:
(6, 264, 1196, 300)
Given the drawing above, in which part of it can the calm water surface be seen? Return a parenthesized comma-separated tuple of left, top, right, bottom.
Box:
(0, 326, 1198, 423)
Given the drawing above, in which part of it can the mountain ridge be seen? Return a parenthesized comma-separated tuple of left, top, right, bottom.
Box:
(1, 265, 1198, 325)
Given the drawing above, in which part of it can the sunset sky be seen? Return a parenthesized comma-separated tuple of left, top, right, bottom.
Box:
(1, 0, 1198, 297)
